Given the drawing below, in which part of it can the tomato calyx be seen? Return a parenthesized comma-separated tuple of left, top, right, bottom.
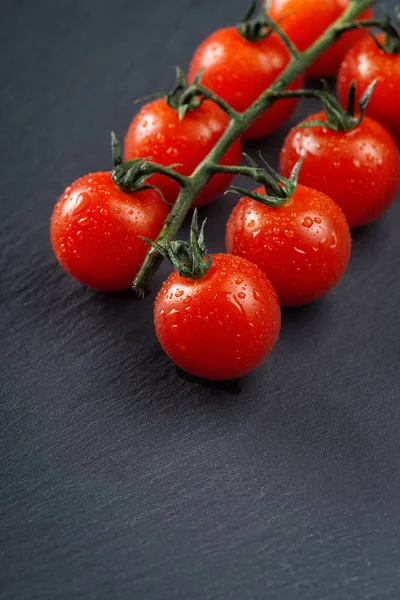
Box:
(237, 0, 300, 57)
(301, 79, 377, 132)
(215, 152, 303, 207)
(111, 132, 187, 203)
(337, 7, 400, 54)
(376, 6, 400, 54)
(145, 66, 239, 121)
(142, 210, 212, 280)
(133, 66, 236, 121)
(164, 66, 208, 120)
(237, 0, 273, 42)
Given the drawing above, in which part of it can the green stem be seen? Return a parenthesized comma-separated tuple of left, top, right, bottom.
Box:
(263, 16, 301, 59)
(189, 84, 241, 120)
(112, 157, 188, 196)
(133, 0, 376, 294)
(139, 162, 188, 187)
(335, 18, 400, 53)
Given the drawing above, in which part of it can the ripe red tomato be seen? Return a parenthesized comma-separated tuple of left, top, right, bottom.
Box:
(338, 35, 400, 145)
(50, 172, 169, 291)
(263, 0, 373, 77)
(226, 184, 351, 307)
(154, 254, 281, 380)
(279, 112, 400, 228)
(124, 99, 242, 207)
(187, 29, 304, 139)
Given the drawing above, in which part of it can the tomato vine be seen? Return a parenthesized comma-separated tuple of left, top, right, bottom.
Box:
(120, 0, 376, 296)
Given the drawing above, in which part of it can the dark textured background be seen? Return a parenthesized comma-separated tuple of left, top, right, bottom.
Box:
(1, 1, 400, 598)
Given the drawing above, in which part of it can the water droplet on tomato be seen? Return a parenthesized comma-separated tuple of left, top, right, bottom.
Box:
(175, 290, 184, 297)
(238, 292, 246, 299)
(353, 158, 361, 168)
(301, 216, 313, 228)
(235, 277, 244, 285)
(284, 229, 294, 238)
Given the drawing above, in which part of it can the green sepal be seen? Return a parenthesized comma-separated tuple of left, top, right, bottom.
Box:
(299, 119, 336, 131)
(132, 91, 165, 106)
(304, 79, 378, 132)
(224, 186, 286, 207)
(237, 0, 271, 42)
(141, 210, 212, 280)
(225, 156, 304, 208)
(381, 5, 400, 53)
(165, 66, 205, 120)
(110, 133, 183, 203)
(111, 131, 123, 167)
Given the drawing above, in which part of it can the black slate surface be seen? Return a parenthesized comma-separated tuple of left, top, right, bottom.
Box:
(1, 1, 400, 599)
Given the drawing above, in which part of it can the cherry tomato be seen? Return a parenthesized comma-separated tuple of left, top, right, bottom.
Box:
(50, 172, 169, 291)
(263, 0, 373, 77)
(279, 112, 400, 228)
(124, 99, 242, 207)
(226, 184, 351, 307)
(338, 35, 400, 145)
(154, 254, 281, 380)
(187, 29, 304, 140)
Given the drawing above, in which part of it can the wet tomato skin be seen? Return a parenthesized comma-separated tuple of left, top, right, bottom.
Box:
(263, 0, 373, 77)
(124, 98, 242, 207)
(154, 254, 281, 380)
(338, 35, 400, 145)
(280, 112, 400, 228)
(226, 184, 351, 307)
(50, 172, 169, 291)
(188, 28, 304, 139)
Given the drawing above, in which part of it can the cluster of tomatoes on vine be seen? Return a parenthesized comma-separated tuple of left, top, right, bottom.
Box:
(50, 0, 400, 381)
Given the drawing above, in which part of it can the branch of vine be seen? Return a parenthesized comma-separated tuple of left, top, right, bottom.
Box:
(125, 0, 376, 296)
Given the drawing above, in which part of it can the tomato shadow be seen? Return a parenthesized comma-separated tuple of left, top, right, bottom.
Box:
(95, 288, 141, 300)
(175, 366, 243, 396)
(349, 217, 390, 263)
(280, 296, 329, 329)
(350, 219, 382, 242)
